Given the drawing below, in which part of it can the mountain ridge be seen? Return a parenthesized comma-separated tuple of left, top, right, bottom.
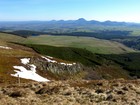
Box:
(0, 18, 140, 27)
(0, 18, 139, 24)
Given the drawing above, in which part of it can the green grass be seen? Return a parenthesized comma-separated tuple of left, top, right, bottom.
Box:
(0, 32, 140, 79)
(25, 43, 140, 78)
(0, 32, 136, 54)
(24, 44, 133, 79)
(101, 53, 140, 77)
(23, 35, 135, 54)
(0, 32, 25, 43)
(25, 44, 107, 67)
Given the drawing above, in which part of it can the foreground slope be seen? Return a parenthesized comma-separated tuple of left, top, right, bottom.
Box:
(0, 40, 43, 84)
(0, 79, 140, 105)
(1, 30, 140, 105)
(0, 41, 85, 84)
(0, 34, 85, 83)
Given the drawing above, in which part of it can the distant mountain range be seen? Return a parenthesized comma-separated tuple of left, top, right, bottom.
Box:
(46, 18, 130, 26)
(0, 18, 139, 26)
(0, 18, 140, 35)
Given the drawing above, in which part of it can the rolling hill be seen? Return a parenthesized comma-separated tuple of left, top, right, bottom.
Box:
(1, 31, 140, 83)
(0, 32, 25, 43)
(24, 35, 136, 54)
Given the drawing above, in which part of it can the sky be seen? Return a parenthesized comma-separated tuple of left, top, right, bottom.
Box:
(0, 0, 140, 22)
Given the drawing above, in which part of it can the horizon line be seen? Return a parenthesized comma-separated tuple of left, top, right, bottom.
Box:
(0, 18, 139, 24)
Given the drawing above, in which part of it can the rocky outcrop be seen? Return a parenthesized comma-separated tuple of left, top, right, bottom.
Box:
(30, 56, 84, 80)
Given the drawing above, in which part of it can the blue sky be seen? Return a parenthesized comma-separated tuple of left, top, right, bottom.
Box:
(0, 0, 140, 22)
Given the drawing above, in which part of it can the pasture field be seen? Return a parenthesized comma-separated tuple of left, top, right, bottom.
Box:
(0, 32, 25, 43)
(24, 35, 136, 54)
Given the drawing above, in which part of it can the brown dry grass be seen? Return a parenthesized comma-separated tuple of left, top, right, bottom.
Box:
(94, 65, 130, 79)
(0, 32, 25, 43)
(0, 42, 39, 85)
(1, 80, 140, 105)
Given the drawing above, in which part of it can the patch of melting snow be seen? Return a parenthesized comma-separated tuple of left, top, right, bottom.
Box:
(60, 62, 66, 65)
(21, 58, 30, 65)
(11, 58, 50, 82)
(41, 56, 76, 66)
(0, 46, 12, 49)
(41, 56, 57, 63)
(46, 56, 53, 59)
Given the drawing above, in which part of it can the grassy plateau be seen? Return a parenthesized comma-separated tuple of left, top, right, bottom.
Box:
(24, 35, 135, 54)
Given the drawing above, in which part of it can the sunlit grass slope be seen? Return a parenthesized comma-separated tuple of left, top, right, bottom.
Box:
(24, 35, 135, 54)
(0, 41, 37, 84)
(0, 32, 25, 43)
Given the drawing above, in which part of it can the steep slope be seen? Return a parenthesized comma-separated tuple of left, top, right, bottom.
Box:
(0, 32, 137, 84)
(0, 41, 37, 84)
(24, 44, 131, 79)
(0, 41, 85, 84)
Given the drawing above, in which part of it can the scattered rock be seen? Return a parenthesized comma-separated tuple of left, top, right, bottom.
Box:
(106, 94, 113, 101)
(117, 90, 125, 95)
(95, 89, 104, 94)
(122, 86, 129, 91)
(9, 91, 23, 98)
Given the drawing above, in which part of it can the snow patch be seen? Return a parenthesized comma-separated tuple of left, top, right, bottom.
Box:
(0, 46, 12, 49)
(60, 62, 66, 65)
(21, 58, 30, 65)
(46, 56, 53, 59)
(11, 58, 50, 82)
(41, 56, 76, 66)
(41, 56, 57, 63)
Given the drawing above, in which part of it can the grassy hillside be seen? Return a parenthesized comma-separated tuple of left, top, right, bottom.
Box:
(0, 32, 139, 80)
(24, 35, 135, 54)
(102, 53, 140, 77)
(114, 37, 140, 50)
(0, 41, 37, 84)
(0, 32, 25, 43)
(24, 44, 131, 79)
(0, 31, 137, 55)
(24, 44, 140, 78)
(25, 44, 106, 67)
